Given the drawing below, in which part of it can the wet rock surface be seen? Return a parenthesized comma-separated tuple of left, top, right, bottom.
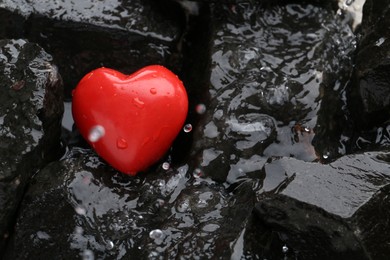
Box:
(1, 0, 390, 259)
(188, 3, 356, 182)
(0, 0, 185, 99)
(349, 0, 390, 127)
(0, 39, 63, 251)
(5, 148, 255, 259)
(254, 151, 390, 259)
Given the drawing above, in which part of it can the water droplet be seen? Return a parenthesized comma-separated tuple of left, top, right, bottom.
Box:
(106, 240, 114, 250)
(323, 154, 329, 159)
(82, 249, 94, 260)
(75, 226, 83, 234)
(116, 137, 128, 149)
(193, 168, 203, 179)
(75, 205, 86, 215)
(282, 245, 289, 253)
(197, 199, 208, 208)
(162, 162, 170, 170)
(88, 125, 105, 143)
(195, 104, 206, 114)
(177, 200, 189, 213)
(149, 229, 164, 240)
(150, 88, 157, 94)
(148, 251, 159, 258)
(183, 124, 193, 133)
(132, 97, 145, 108)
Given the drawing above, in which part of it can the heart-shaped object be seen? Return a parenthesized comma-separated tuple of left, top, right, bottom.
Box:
(72, 65, 188, 175)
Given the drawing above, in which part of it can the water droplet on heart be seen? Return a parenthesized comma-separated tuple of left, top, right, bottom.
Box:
(149, 229, 164, 240)
(196, 104, 206, 114)
(162, 162, 170, 170)
(133, 97, 145, 108)
(116, 138, 128, 149)
(150, 88, 157, 95)
(176, 200, 189, 213)
(88, 125, 105, 142)
(183, 124, 192, 133)
(82, 249, 94, 260)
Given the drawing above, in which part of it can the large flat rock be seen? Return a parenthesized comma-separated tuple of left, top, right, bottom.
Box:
(254, 151, 390, 259)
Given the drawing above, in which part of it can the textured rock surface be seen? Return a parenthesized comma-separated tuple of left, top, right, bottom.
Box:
(187, 3, 356, 183)
(348, 0, 390, 127)
(1, 0, 390, 259)
(0, 0, 185, 99)
(5, 148, 255, 259)
(0, 39, 63, 251)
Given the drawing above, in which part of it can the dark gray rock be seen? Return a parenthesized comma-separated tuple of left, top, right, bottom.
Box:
(0, 39, 63, 251)
(187, 3, 356, 182)
(348, 0, 390, 127)
(0, 0, 185, 99)
(5, 148, 255, 259)
(254, 151, 390, 259)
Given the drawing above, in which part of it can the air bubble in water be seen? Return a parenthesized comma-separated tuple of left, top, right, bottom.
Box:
(149, 229, 164, 240)
(183, 124, 192, 133)
(282, 244, 289, 253)
(82, 249, 94, 260)
(195, 104, 206, 114)
(88, 125, 105, 142)
(162, 162, 170, 170)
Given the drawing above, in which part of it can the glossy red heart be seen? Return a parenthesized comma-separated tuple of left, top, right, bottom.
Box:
(72, 65, 188, 175)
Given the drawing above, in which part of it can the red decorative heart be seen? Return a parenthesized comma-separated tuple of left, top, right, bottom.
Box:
(72, 65, 188, 175)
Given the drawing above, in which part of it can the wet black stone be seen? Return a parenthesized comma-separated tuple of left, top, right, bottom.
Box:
(253, 151, 390, 259)
(5, 148, 255, 259)
(0, 39, 63, 252)
(0, 0, 185, 99)
(186, 3, 356, 182)
(348, 0, 390, 128)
